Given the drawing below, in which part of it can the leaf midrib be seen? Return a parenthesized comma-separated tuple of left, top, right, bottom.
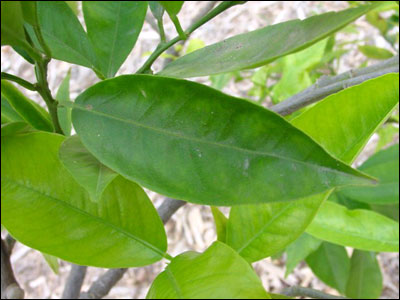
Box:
(73, 104, 366, 181)
(106, 2, 122, 77)
(4, 176, 166, 258)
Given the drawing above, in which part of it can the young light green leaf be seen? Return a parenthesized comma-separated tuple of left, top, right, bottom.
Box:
(358, 45, 394, 60)
(226, 190, 332, 263)
(37, 1, 98, 71)
(210, 207, 228, 243)
(83, 1, 147, 78)
(307, 201, 399, 252)
(338, 144, 399, 205)
(42, 253, 60, 274)
(1, 132, 167, 267)
(285, 233, 322, 277)
(72, 75, 372, 206)
(345, 250, 383, 299)
(59, 135, 118, 203)
(159, 4, 374, 78)
(146, 241, 271, 299)
(56, 70, 72, 136)
(305, 242, 350, 294)
(291, 73, 399, 164)
(1, 80, 54, 132)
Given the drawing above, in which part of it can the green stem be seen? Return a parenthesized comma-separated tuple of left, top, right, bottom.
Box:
(34, 59, 64, 134)
(1, 72, 36, 91)
(136, 1, 246, 74)
(157, 18, 167, 43)
(170, 14, 187, 40)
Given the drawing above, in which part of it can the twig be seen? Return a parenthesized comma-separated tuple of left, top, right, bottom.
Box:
(62, 265, 87, 299)
(78, 197, 185, 299)
(34, 59, 64, 134)
(1, 239, 24, 299)
(271, 57, 399, 116)
(137, 1, 245, 74)
(281, 286, 348, 299)
(1, 72, 36, 91)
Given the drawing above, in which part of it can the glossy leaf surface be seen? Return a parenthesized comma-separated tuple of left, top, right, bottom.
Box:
(1, 96, 24, 123)
(307, 201, 399, 252)
(338, 144, 399, 205)
(37, 1, 97, 70)
(211, 207, 228, 243)
(146, 242, 270, 299)
(59, 135, 118, 203)
(72, 75, 371, 206)
(1, 80, 53, 132)
(83, 1, 147, 77)
(305, 242, 350, 294)
(345, 250, 383, 299)
(1, 132, 167, 267)
(291, 73, 399, 164)
(159, 5, 373, 78)
(285, 233, 322, 277)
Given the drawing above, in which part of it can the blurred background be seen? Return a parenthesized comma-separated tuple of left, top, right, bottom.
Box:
(1, 1, 399, 298)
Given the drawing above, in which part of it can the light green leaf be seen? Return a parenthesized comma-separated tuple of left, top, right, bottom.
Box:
(1, 122, 34, 137)
(71, 75, 371, 206)
(56, 70, 72, 136)
(65, 1, 78, 15)
(159, 5, 374, 78)
(83, 1, 147, 78)
(358, 45, 394, 59)
(185, 38, 205, 54)
(1, 131, 167, 267)
(291, 73, 399, 164)
(285, 233, 322, 277)
(226, 74, 398, 263)
(306, 201, 399, 252)
(1, 80, 54, 132)
(42, 253, 59, 274)
(345, 250, 383, 299)
(146, 241, 270, 299)
(227, 190, 332, 262)
(37, 1, 97, 71)
(305, 242, 350, 294)
(59, 135, 118, 203)
(376, 124, 398, 152)
(210, 207, 228, 243)
(370, 203, 399, 221)
(272, 39, 327, 103)
(338, 144, 399, 205)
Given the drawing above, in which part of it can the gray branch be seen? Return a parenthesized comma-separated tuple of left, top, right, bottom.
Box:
(1, 239, 24, 299)
(271, 55, 399, 116)
(281, 286, 348, 299)
(78, 197, 185, 299)
(62, 264, 87, 299)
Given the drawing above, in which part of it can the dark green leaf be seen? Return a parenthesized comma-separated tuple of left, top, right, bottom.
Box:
(65, 1, 78, 15)
(1, 96, 24, 123)
(1, 122, 34, 137)
(72, 75, 372, 206)
(159, 1, 183, 16)
(285, 233, 322, 277)
(59, 135, 118, 203)
(56, 70, 72, 136)
(149, 1, 164, 21)
(83, 1, 147, 77)
(159, 5, 374, 78)
(1, 131, 168, 267)
(1, 80, 53, 131)
(345, 250, 382, 299)
(211, 207, 227, 243)
(146, 241, 270, 299)
(307, 201, 399, 252)
(370, 203, 399, 221)
(305, 242, 350, 294)
(20, 1, 37, 26)
(1, 1, 26, 47)
(37, 1, 97, 70)
(338, 144, 399, 205)
(12, 46, 35, 64)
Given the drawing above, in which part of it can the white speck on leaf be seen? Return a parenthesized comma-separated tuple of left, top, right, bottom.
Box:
(195, 149, 202, 157)
(243, 158, 250, 176)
